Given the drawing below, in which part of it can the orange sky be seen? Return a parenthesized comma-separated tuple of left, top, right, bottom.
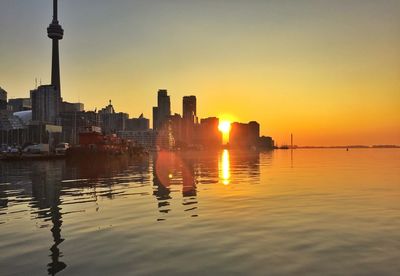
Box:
(0, 1, 399, 145)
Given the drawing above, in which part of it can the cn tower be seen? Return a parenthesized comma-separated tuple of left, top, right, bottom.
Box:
(47, 0, 63, 94)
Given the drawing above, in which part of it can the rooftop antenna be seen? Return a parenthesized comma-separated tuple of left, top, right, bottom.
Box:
(35, 78, 38, 89)
(291, 133, 293, 149)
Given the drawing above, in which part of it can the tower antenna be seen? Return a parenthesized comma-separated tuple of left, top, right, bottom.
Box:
(291, 133, 293, 149)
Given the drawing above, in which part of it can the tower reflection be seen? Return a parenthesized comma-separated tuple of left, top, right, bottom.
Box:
(29, 161, 66, 275)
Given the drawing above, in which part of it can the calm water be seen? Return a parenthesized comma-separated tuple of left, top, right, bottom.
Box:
(0, 149, 399, 275)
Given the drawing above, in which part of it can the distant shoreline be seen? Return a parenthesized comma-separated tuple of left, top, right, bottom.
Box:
(287, 145, 400, 149)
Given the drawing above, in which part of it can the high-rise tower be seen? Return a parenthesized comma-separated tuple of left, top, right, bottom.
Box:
(47, 0, 64, 94)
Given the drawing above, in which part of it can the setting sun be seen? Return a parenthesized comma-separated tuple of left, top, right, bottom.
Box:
(218, 120, 231, 134)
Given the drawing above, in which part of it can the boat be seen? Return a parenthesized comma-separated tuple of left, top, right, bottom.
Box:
(66, 126, 146, 160)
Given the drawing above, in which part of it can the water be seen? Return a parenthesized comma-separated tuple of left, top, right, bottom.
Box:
(0, 149, 399, 275)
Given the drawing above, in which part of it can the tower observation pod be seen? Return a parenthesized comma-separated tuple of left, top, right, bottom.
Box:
(47, 0, 64, 94)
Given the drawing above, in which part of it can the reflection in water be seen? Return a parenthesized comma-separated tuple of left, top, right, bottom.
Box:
(28, 162, 66, 275)
(152, 152, 198, 220)
(0, 150, 265, 274)
(219, 149, 231, 185)
(1, 150, 399, 275)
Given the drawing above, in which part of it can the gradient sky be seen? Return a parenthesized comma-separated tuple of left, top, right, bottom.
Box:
(1, 0, 399, 145)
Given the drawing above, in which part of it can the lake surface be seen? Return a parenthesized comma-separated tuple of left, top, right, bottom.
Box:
(0, 149, 399, 275)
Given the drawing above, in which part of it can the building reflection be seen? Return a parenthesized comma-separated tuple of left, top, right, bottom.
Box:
(151, 150, 263, 220)
(0, 150, 266, 272)
(152, 151, 198, 220)
(0, 157, 150, 275)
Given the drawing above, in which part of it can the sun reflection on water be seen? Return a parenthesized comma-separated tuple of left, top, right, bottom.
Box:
(219, 149, 231, 185)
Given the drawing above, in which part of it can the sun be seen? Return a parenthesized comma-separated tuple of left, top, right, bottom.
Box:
(218, 120, 231, 134)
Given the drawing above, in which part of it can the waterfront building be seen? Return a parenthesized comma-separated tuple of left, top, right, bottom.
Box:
(126, 114, 149, 131)
(99, 100, 128, 134)
(118, 130, 156, 150)
(230, 121, 260, 148)
(196, 117, 222, 147)
(30, 85, 61, 124)
(61, 101, 84, 113)
(0, 87, 7, 111)
(8, 98, 32, 112)
(170, 113, 183, 147)
(153, 90, 171, 130)
(182, 95, 197, 145)
(152, 107, 158, 130)
(258, 136, 275, 149)
(60, 111, 100, 144)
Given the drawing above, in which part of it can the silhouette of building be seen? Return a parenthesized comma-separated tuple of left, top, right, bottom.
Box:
(196, 117, 222, 147)
(230, 121, 260, 148)
(0, 87, 7, 111)
(118, 130, 156, 150)
(152, 106, 158, 130)
(59, 111, 100, 144)
(61, 101, 84, 113)
(126, 114, 149, 131)
(153, 89, 171, 130)
(182, 95, 197, 145)
(99, 100, 128, 134)
(8, 98, 32, 112)
(258, 136, 275, 149)
(170, 113, 183, 147)
(30, 85, 61, 124)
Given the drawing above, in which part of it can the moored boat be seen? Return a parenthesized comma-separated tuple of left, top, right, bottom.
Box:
(66, 127, 147, 160)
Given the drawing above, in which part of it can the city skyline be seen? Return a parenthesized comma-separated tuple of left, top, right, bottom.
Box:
(1, 0, 399, 146)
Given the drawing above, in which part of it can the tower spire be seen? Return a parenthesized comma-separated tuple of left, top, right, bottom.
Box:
(47, 0, 63, 94)
(53, 0, 58, 21)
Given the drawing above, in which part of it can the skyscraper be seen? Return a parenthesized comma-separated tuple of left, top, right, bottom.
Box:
(183, 96, 196, 123)
(157, 89, 171, 124)
(182, 95, 197, 144)
(31, 85, 60, 123)
(47, 0, 64, 94)
(153, 89, 171, 130)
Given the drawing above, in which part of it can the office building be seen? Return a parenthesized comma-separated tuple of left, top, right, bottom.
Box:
(126, 114, 149, 131)
(0, 87, 7, 111)
(230, 121, 260, 148)
(30, 85, 61, 124)
(196, 117, 222, 147)
(61, 101, 84, 113)
(8, 98, 32, 112)
(258, 136, 275, 149)
(59, 111, 100, 144)
(170, 113, 183, 146)
(99, 100, 128, 134)
(153, 89, 171, 130)
(118, 130, 156, 150)
(182, 95, 197, 144)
